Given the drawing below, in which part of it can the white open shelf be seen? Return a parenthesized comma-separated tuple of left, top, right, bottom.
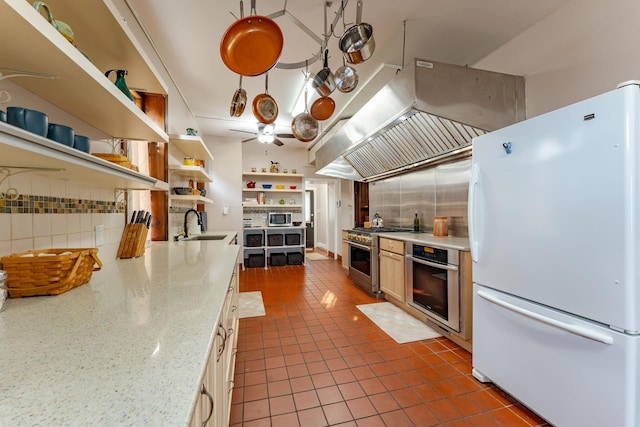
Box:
(169, 195, 213, 204)
(0, 0, 168, 142)
(169, 165, 213, 182)
(0, 122, 167, 190)
(169, 134, 213, 161)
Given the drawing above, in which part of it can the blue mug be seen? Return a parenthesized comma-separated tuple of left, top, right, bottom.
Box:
(74, 134, 91, 153)
(47, 123, 74, 147)
(7, 107, 48, 136)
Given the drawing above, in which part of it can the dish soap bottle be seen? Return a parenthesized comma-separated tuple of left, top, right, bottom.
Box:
(413, 211, 420, 232)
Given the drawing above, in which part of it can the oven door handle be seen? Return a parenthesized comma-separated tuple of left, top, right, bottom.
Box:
(406, 255, 458, 271)
(348, 241, 372, 251)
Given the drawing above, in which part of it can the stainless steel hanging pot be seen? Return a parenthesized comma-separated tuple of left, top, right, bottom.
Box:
(338, 0, 375, 64)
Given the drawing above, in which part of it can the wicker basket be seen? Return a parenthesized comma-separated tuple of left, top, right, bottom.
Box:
(0, 248, 102, 297)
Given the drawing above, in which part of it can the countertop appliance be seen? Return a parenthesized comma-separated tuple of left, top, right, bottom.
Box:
(468, 82, 640, 427)
(346, 226, 408, 296)
(268, 212, 292, 227)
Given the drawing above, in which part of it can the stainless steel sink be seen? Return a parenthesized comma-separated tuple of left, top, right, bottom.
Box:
(185, 235, 227, 241)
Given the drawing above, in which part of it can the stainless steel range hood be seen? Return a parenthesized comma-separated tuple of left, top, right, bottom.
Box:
(315, 59, 525, 181)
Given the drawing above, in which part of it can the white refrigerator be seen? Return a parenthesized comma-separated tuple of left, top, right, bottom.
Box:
(469, 82, 640, 427)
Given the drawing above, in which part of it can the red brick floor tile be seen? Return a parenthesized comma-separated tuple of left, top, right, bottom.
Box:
(269, 394, 296, 416)
(379, 409, 414, 427)
(297, 406, 328, 427)
(293, 389, 321, 410)
(290, 375, 314, 393)
(323, 401, 354, 425)
(338, 381, 366, 400)
(358, 377, 386, 395)
(404, 403, 439, 426)
(233, 261, 546, 427)
(346, 396, 377, 419)
(332, 368, 357, 384)
(243, 398, 270, 421)
(271, 412, 300, 427)
(354, 415, 386, 427)
(316, 385, 344, 405)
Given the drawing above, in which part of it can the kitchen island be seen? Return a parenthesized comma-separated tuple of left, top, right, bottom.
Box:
(0, 233, 239, 426)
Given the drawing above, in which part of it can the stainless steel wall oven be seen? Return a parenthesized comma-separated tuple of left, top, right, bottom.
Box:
(406, 244, 461, 333)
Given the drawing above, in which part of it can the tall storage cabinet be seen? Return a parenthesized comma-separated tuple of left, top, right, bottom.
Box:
(241, 172, 305, 269)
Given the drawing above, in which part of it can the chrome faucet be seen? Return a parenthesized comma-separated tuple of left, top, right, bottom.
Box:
(183, 209, 201, 239)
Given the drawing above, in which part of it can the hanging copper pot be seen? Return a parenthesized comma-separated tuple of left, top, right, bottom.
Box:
(219, 0, 283, 76)
(310, 96, 335, 121)
(230, 75, 247, 117)
(252, 73, 278, 124)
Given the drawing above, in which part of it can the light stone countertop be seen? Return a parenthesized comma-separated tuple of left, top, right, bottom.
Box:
(0, 235, 240, 426)
(377, 232, 471, 251)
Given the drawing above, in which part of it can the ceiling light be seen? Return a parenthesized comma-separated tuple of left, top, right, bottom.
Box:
(257, 134, 275, 144)
(262, 123, 275, 135)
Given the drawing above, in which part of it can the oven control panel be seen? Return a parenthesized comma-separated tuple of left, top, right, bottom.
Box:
(347, 232, 372, 244)
(411, 244, 449, 264)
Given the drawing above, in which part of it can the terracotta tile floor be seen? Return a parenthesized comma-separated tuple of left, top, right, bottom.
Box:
(232, 256, 550, 427)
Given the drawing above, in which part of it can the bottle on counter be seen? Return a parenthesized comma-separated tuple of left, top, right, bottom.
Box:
(413, 211, 420, 232)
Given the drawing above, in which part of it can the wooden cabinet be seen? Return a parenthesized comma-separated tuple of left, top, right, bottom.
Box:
(379, 237, 405, 302)
(341, 230, 349, 271)
(190, 262, 239, 427)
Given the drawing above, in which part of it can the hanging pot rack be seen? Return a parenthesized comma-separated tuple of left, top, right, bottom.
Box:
(228, 0, 352, 71)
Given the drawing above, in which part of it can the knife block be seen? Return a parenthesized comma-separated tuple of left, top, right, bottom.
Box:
(117, 224, 148, 259)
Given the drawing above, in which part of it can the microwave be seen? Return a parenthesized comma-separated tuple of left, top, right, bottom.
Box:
(268, 212, 293, 227)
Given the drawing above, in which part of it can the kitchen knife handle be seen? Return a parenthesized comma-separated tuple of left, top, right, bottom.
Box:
(145, 214, 152, 229)
(130, 211, 137, 224)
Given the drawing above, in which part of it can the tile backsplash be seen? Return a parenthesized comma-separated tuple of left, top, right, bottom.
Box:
(0, 174, 125, 262)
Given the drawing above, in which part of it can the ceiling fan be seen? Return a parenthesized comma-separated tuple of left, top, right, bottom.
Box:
(231, 123, 294, 146)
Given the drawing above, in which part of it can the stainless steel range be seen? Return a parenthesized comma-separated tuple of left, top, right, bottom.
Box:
(346, 227, 408, 297)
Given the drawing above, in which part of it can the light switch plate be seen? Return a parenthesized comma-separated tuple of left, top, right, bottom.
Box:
(95, 225, 104, 246)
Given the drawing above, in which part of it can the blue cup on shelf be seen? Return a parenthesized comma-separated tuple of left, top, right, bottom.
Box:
(7, 107, 48, 136)
(73, 134, 91, 153)
(0, 110, 6, 122)
(47, 123, 74, 147)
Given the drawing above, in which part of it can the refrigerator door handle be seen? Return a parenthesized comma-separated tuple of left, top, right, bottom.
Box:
(477, 289, 614, 345)
(468, 164, 480, 262)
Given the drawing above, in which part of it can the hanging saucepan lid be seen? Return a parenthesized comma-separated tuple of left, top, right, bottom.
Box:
(230, 75, 247, 117)
(292, 64, 319, 142)
(312, 50, 336, 97)
(252, 73, 278, 124)
(339, 0, 375, 64)
(310, 96, 335, 121)
(220, 0, 284, 76)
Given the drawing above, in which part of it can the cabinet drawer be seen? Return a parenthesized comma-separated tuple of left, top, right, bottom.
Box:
(379, 238, 404, 255)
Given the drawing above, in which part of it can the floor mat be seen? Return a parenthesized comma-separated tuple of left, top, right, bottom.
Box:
(305, 252, 331, 261)
(356, 302, 441, 343)
(238, 291, 266, 318)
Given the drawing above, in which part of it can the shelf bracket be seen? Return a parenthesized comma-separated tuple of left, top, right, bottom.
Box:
(0, 166, 64, 200)
(114, 189, 127, 210)
(0, 70, 57, 104)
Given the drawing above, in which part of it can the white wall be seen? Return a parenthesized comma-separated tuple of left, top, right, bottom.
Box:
(205, 136, 243, 233)
(474, 0, 640, 118)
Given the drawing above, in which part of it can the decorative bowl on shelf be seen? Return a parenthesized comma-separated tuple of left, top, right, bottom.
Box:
(276, 185, 285, 189)
(173, 187, 192, 195)
(289, 185, 297, 189)
(262, 184, 272, 189)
